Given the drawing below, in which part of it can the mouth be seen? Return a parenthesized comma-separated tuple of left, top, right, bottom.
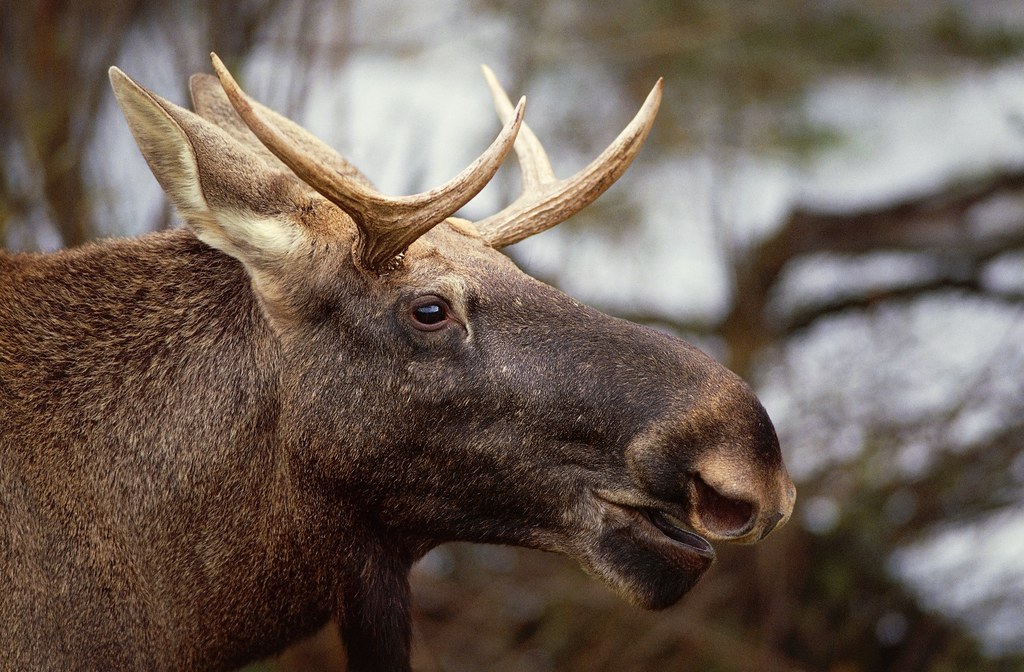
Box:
(596, 497, 716, 562)
(581, 497, 716, 610)
(642, 508, 714, 557)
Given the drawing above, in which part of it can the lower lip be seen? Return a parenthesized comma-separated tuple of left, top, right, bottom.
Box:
(599, 498, 716, 561)
(644, 509, 714, 557)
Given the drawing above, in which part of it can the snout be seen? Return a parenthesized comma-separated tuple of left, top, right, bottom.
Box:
(624, 374, 795, 546)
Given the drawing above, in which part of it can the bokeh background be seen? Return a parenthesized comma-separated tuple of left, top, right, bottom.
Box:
(3, 1, 1024, 670)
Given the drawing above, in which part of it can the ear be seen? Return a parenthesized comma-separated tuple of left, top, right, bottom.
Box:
(109, 67, 306, 274)
(189, 72, 374, 189)
(188, 72, 290, 172)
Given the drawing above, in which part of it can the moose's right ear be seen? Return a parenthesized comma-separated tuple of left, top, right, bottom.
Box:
(109, 67, 306, 269)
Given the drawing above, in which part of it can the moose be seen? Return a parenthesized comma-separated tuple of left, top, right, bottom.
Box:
(0, 53, 795, 671)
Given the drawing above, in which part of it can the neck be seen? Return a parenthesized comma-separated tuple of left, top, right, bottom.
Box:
(1, 230, 332, 667)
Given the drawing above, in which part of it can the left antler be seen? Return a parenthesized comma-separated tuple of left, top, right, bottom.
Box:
(474, 66, 662, 249)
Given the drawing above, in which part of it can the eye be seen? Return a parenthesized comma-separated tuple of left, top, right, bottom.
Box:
(408, 296, 453, 331)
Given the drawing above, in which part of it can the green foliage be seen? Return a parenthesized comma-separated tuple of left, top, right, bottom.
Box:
(485, 0, 1024, 158)
(930, 7, 1024, 62)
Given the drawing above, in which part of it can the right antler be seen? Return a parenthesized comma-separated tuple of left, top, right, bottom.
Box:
(210, 53, 525, 272)
(474, 66, 662, 249)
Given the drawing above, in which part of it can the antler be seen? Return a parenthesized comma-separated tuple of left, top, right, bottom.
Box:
(475, 66, 662, 249)
(210, 53, 525, 271)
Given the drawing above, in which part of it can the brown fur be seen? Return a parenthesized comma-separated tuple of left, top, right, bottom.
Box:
(0, 65, 794, 671)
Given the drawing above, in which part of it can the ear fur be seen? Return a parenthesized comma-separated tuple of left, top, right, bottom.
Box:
(188, 72, 375, 189)
(110, 67, 208, 221)
(109, 67, 306, 269)
(188, 72, 291, 172)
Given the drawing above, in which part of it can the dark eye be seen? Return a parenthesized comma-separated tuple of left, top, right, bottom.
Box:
(409, 296, 452, 331)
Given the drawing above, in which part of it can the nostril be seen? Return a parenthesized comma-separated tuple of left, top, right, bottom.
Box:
(692, 474, 755, 537)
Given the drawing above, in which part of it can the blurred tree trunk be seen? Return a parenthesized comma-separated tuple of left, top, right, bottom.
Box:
(0, 0, 290, 249)
(1, 0, 145, 247)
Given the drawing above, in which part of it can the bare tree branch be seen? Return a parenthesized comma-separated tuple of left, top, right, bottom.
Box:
(779, 277, 1024, 334)
(719, 167, 1024, 373)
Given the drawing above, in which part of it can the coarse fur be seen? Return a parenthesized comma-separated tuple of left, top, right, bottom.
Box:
(0, 61, 795, 671)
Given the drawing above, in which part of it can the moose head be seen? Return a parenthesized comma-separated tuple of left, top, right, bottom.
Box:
(0, 53, 794, 671)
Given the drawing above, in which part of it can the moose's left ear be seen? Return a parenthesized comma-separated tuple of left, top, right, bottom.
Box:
(189, 72, 376, 189)
(187, 72, 289, 172)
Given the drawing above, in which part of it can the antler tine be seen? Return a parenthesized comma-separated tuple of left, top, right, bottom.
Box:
(475, 67, 663, 249)
(210, 53, 525, 271)
(480, 65, 556, 191)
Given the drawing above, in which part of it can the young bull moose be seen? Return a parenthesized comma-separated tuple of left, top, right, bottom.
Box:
(0, 54, 795, 671)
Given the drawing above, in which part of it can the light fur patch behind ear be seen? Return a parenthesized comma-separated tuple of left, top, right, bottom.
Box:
(197, 209, 309, 316)
(198, 209, 305, 264)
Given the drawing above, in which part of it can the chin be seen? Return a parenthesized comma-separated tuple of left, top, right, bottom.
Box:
(575, 502, 716, 610)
